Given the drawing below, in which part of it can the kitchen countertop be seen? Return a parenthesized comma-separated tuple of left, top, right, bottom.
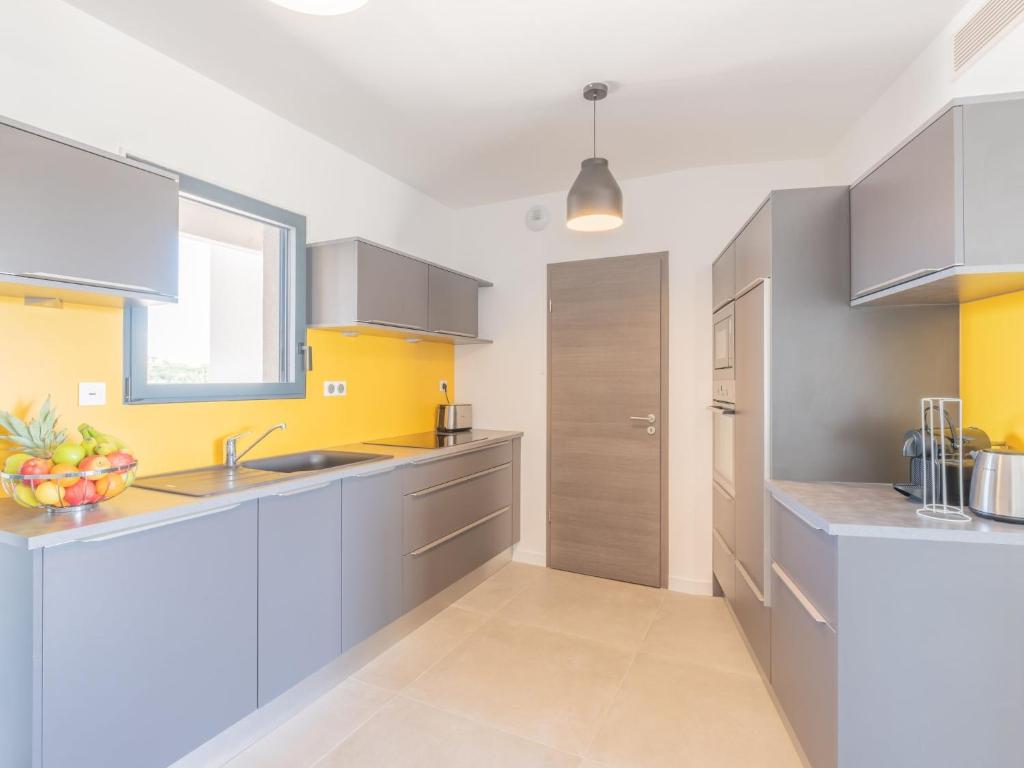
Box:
(0, 430, 522, 550)
(769, 479, 1024, 544)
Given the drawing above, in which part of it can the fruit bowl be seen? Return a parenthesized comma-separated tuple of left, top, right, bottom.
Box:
(0, 460, 138, 514)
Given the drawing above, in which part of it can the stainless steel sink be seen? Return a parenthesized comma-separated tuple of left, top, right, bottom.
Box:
(241, 450, 384, 474)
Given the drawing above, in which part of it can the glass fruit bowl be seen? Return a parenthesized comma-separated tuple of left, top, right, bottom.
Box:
(0, 460, 138, 513)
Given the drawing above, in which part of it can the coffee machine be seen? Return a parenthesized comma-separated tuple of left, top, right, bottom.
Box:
(895, 423, 991, 504)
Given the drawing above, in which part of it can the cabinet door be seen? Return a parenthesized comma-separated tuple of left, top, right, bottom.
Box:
(428, 265, 479, 337)
(258, 482, 342, 706)
(342, 468, 403, 652)
(356, 241, 429, 330)
(734, 202, 771, 290)
(712, 244, 736, 310)
(851, 108, 961, 298)
(734, 282, 766, 597)
(0, 120, 179, 300)
(41, 503, 257, 768)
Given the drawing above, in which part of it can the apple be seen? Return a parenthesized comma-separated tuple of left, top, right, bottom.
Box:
(78, 455, 112, 473)
(19, 458, 53, 488)
(105, 451, 135, 474)
(3, 453, 33, 475)
(34, 481, 65, 507)
(52, 442, 86, 466)
(64, 478, 97, 507)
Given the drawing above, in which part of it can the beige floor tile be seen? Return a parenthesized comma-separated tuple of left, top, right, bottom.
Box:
(405, 616, 635, 755)
(226, 679, 394, 768)
(455, 561, 546, 614)
(496, 568, 665, 649)
(641, 593, 759, 678)
(587, 654, 802, 768)
(316, 696, 581, 768)
(353, 606, 488, 691)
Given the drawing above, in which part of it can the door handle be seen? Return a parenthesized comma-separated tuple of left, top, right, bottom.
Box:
(629, 414, 656, 424)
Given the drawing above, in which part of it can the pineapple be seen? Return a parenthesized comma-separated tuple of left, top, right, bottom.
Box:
(0, 397, 67, 459)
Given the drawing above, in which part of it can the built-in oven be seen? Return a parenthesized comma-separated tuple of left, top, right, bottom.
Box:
(709, 396, 735, 497)
(712, 303, 734, 380)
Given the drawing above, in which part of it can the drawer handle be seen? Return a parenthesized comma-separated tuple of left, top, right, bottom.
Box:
(79, 504, 242, 543)
(409, 506, 510, 557)
(365, 319, 428, 332)
(734, 277, 766, 300)
(712, 528, 733, 556)
(408, 463, 510, 497)
(772, 562, 829, 626)
(350, 464, 397, 479)
(434, 329, 476, 338)
(410, 440, 511, 466)
(276, 481, 333, 498)
(736, 560, 765, 604)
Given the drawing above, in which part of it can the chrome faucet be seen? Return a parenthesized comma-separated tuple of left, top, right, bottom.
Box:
(225, 423, 287, 468)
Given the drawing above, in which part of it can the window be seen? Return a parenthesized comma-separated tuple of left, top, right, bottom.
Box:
(125, 173, 307, 403)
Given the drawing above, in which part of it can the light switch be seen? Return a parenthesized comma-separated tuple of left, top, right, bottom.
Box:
(79, 382, 106, 406)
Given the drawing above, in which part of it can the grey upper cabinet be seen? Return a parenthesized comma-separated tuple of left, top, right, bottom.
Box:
(851, 94, 1024, 305)
(40, 502, 257, 768)
(734, 201, 771, 290)
(341, 467, 403, 652)
(428, 265, 479, 337)
(309, 238, 492, 343)
(0, 117, 179, 304)
(257, 482, 342, 706)
(712, 243, 736, 311)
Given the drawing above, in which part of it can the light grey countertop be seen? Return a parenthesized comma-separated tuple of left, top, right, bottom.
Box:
(0, 430, 522, 550)
(769, 479, 1024, 544)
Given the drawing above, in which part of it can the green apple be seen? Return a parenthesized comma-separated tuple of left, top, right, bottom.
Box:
(3, 453, 33, 475)
(51, 442, 86, 467)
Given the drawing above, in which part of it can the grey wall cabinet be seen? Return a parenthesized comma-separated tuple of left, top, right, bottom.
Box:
(0, 117, 179, 304)
(342, 468, 403, 652)
(712, 243, 736, 311)
(428, 265, 479, 337)
(734, 201, 772, 290)
(357, 241, 430, 330)
(257, 482, 342, 706)
(851, 95, 1024, 304)
(40, 502, 257, 768)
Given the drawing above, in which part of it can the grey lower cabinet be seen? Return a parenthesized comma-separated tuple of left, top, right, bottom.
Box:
(341, 467, 403, 652)
(257, 482, 342, 706)
(0, 117, 179, 304)
(40, 502, 258, 768)
(428, 265, 478, 337)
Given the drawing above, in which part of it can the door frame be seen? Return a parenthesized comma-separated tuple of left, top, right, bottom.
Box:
(545, 251, 670, 587)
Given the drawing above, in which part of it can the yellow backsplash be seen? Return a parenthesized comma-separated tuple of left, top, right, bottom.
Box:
(961, 290, 1024, 449)
(0, 296, 454, 474)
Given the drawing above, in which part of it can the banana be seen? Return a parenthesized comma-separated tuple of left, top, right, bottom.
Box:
(78, 424, 128, 454)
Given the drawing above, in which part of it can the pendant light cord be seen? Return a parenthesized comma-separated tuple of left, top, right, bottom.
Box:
(593, 98, 597, 158)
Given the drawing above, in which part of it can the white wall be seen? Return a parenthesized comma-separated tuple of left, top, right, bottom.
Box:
(0, 0, 455, 258)
(451, 159, 826, 592)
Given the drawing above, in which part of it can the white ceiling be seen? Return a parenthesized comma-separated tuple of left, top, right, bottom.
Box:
(64, 0, 967, 208)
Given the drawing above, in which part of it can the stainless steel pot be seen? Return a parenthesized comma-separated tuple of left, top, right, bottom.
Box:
(969, 449, 1024, 523)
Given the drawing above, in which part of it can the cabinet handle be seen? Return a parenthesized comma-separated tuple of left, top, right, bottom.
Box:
(409, 507, 510, 557)
(19, 272, 163, 295)
(707, 405, 736, 416)
(79, 504, 242, 543)
(772, 562, 829, 626)
(408, 463, 510, 497)
(853, 267, 941, 298)
(275, 482, 333, 498)
(365, 319, 428, 332)
(712, 528, 733, 556)
(350, 464, 396, 479)
(736, 560, 765, 604)
(410, 440, 511, 465)
(734, 277, 766, 300)
(434, 329, 476, 338)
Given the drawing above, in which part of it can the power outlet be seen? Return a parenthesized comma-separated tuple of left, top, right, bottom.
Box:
(439, 380, 449, 394)
(323, 380, 347, 397)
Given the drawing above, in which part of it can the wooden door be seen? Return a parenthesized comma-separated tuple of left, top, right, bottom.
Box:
(547, 253, 668, 587)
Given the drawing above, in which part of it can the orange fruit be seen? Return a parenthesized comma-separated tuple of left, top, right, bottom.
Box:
(50, 463, 81, 488)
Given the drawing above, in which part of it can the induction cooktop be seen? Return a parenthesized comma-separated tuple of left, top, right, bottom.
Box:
(364, 431, 486, 450)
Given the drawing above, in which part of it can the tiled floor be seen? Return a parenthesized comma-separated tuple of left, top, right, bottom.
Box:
(225, 563, 803, 768)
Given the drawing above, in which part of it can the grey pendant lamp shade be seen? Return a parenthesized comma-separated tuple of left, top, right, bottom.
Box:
(567, 82, 623, 232)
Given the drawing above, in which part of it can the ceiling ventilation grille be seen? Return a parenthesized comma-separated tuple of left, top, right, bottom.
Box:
(953, 0, 1024, 70)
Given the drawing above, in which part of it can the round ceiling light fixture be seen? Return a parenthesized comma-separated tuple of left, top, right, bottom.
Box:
(566, 82, 623, 233)
(267, 0, 369, 15)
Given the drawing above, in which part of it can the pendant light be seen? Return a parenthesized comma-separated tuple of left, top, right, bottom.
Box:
(267, 0, 369, 15)
(566, 82, 623, 232)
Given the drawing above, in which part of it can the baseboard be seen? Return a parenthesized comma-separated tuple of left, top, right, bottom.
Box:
(668, 575, 714, 596)
(511, 546, 546, 567)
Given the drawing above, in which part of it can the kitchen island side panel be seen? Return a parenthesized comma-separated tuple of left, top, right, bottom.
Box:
(836, 535, 1024, 768)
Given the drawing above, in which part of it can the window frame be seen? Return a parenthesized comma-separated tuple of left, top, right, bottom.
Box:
(124, 172, 307, 404)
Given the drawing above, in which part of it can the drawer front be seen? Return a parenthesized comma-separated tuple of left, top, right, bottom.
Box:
(403, 506, 512, 611)
(712, 529, 735, 599)
(733, 560, 770, 674)
(771, 566, 838, 768)
(713, 482, 735, 552)
(403, 441, 513, 494)
(771, 497, 837, 627)
(403, 462, 512, 554)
